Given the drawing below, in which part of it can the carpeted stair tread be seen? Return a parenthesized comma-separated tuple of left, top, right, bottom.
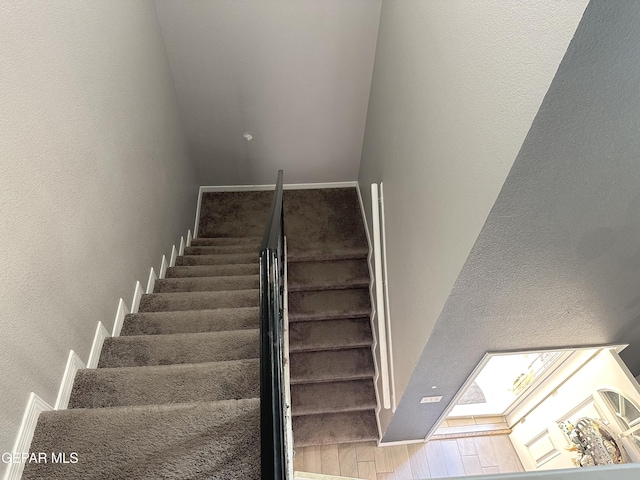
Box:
(121, 307, 259, 336)
(290, 348, 374, 384)
(154, 275, 259, 293)
(291, 380, 377, 416)
(198, 191, 272, 239)
(288, 259, 369, 292)
(289, 289, 370, 322)
(283, 189, 368, 254)
(23, 398, 260, 480)
(184, 244, 259, 255)
(98, 330, 259, 368)
(190, 236, 261, 246)
(287, 248, 368, 263)
(289, 318, 372, 352)
(139, 289, 258, 312)
(166, 263, 259, 278)
(292, 410, 378, 447)
(176, 253, 257, 266)
(69, 359, 259, 409)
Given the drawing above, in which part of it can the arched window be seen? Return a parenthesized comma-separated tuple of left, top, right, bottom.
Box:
(599, 389, 640, 449)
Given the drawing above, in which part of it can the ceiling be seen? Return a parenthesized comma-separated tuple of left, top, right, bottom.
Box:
(154, 0, 381, 185)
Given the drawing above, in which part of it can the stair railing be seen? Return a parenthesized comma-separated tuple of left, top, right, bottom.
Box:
(260, 170, 289, 479)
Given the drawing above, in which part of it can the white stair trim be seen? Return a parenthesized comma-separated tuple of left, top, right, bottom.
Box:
(130, 281, 143, 314)
(87, 321, 110, 369)
(355, 182, 383, 439)
(54, 350, 85, 410)
(169, 245, 177, 267)
(146, 267, 157, 295)
(111, 298, 130, 338)
(159, 254, 168, 279)
(2, 393, 53, 480)
(371, 183, 391, 410)
(178, 236, 185, 256)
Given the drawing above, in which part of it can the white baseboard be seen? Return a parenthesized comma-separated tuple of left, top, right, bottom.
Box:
(87, 322, 110, 369)
(130, 281, 143, 314)
(194, 181, 358, 237)
(159, 255, 168, 279)
(111, 298, 130, 337)
(355, 182, 383, 440)
(2, 393, 53, 480)
(146, 268, 157, 295)
(378, 182, 397, 412)
(193, 188, 204, 239)
(169, 245, 177, 267)
(199, 181, 357, 193)
(54, 351, 85, 410)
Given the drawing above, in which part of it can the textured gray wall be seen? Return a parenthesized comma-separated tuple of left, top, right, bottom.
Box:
(0, 1, 198, 468)
(381, 0, 640, 442)
(357, 0, 587, 436)
(155, 0, 381, 185)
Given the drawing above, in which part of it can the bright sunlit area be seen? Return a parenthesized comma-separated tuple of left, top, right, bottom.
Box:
(440, 345, 640, 474)
(449, 350, 565, 417)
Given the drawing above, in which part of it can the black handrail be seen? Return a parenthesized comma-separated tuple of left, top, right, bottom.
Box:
(260, 170, 287, 480)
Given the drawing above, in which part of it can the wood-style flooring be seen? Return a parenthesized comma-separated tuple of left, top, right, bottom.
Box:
(293, 435, 524, 479)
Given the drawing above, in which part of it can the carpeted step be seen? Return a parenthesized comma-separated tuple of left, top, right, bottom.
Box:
(290, 348, 374, 384)
(23, 398, 260, 480)
(184, 245, 259, 255)
(121, 307, 259, 336)
(287, 247, 368, 263)
(197, 190, 272, 239)
(289, 289, 370, 322)
(191, 236, 261, 246)
(154, 275, 259, 293)
(292, 410, 378, 447)
(288, 259, 369, 292)
(166, 263, 259, 278)
(69, 359, 259, 409)
(289, 318, 372, 352)
(291, 380, 376, 416)
(98, 330, 259, 368)
(138, 289, 258, 312)
(176, 253, 257, 266)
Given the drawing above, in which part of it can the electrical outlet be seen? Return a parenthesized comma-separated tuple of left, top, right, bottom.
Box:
(420, 396, 443, 404)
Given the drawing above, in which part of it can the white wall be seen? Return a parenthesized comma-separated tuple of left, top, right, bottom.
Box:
(359, 0, 588, 437)
(0, 0, 198, 466)
(154, 0, 381, 185)
(366, 0, 640, 443)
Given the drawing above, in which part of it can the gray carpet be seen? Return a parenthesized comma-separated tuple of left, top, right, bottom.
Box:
(24, 187, 376, 479)
(198, 188, 377, 447)
(98, 330, 260, 368)
(69, 359, 260, 408)
(121, 307, 259, 336)
(24, 234, 264, 479)
(25, 399, 260, 480)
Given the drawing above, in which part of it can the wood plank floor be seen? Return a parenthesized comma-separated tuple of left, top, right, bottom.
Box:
(293, 435, 524, 479)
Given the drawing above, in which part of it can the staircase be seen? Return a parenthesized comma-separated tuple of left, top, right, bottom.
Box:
(196, 187, 378, 447)
(288, 256, 378, 445)
(23, 237, 263, 479)
(23, 186, 378, 478)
